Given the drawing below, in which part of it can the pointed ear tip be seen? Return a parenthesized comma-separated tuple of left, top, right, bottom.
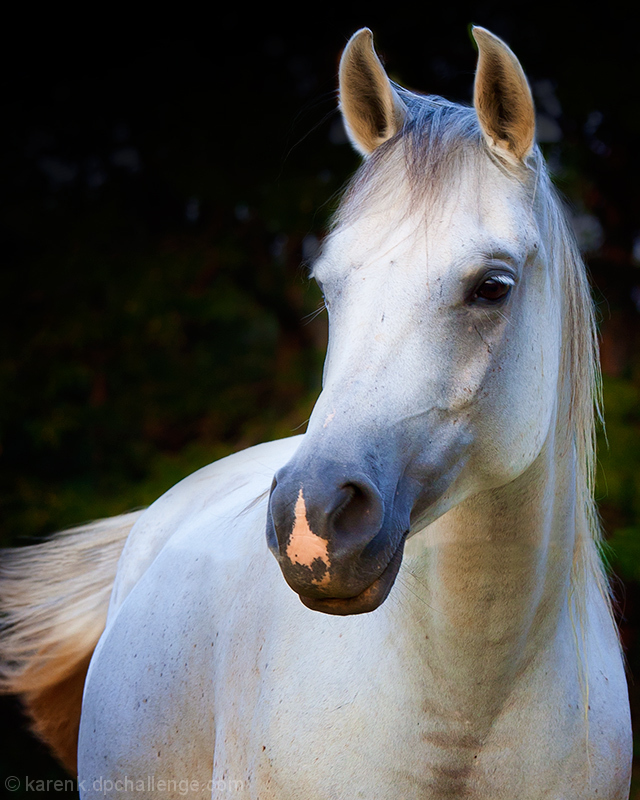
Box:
(349, 27, 374, 45)
(342, 28, 375, 72)
(471, 26, 501, 47)
(342, 28, 374, 61)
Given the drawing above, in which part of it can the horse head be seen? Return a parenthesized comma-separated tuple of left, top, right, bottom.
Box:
(267, 28, 567, 614)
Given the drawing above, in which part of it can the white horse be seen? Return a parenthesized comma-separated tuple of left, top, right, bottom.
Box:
(1, 27, 632, 799)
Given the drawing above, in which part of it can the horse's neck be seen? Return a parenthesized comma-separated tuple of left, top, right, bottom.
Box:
(402, 426, 577, 717)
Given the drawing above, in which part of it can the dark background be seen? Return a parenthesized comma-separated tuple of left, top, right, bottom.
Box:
(2, 5, 640, 796)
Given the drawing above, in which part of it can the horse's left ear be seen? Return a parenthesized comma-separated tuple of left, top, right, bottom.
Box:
(472, 27, 536, 165)
(339, 28, 407, 156)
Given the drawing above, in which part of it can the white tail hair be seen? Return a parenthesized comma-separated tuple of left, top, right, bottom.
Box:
(0, 511, 142, 774)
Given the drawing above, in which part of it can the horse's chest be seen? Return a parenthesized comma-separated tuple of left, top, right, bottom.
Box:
(212, 670, 436, 799)
(207, 599, 629, 800)
(80, 549, 630, 800)
(208, 616, 476, 799)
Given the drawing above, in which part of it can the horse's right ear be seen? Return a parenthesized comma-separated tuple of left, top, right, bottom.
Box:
(339, 29, 406, 156)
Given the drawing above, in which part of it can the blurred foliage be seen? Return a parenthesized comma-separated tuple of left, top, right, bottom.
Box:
(600, 377, 640, 582)
(2, 5, 640, 796)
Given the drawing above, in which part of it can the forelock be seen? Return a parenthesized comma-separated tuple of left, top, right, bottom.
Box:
(333, 91, 486, 228)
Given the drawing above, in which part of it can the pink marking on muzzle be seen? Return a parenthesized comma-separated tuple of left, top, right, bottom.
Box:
(286, 489, 331, 584)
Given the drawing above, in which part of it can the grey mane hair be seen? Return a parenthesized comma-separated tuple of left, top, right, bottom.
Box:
(333, 88, 538, 229)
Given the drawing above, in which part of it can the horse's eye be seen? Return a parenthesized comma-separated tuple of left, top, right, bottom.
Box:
(473, 275, 514, 303)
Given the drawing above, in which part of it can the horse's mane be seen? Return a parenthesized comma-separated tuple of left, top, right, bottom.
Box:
(543, 169, 614, 643)
(332, 89, 613, 632)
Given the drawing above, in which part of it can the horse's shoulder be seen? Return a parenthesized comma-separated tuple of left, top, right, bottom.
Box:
(107, 435, 303, 619)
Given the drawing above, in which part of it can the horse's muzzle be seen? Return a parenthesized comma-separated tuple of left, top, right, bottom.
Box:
(297, 535, 406, 615)
(266, 459, 409, 614)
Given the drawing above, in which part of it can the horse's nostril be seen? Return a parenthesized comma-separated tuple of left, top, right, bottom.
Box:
(331, 480, 383, 540)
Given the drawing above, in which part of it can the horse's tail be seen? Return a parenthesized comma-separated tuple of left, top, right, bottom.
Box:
(0, 510, 142, 775)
